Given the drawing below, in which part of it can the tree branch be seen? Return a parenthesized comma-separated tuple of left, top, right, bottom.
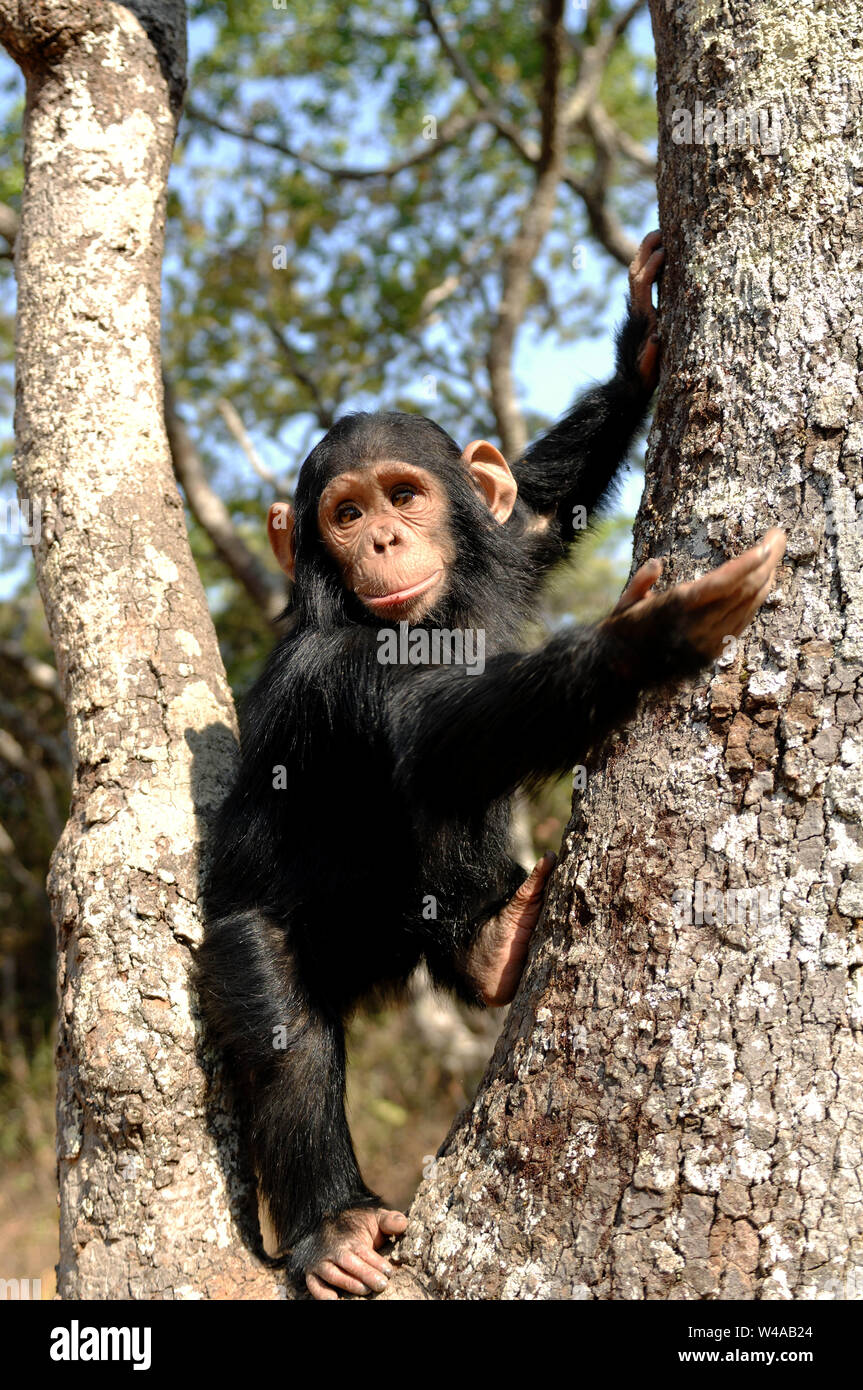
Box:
(0, 696, 70, 771)
(0, 200, 18, 249)
(189, 7, 647, 283)
(418, 0, 540, 163)
(563, 0, 646, 127)
(486, 0, 567, 459)
(591, 103, 657, 174)
(417, 235, 485, 324)
(564, 171, 638, 266)
(0, 818, 42, 895)
(0, 727, 63, 839)
(264, 315, 337, 430)
(565, 98, 645, 266)
(163, 377, 286, 622)
(186, 104, 486, 181)
(217, 397, 277, 488)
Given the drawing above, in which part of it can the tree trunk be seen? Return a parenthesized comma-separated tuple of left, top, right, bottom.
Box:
(0, 0, 280, 1298)
(395, 0, 863, 1299)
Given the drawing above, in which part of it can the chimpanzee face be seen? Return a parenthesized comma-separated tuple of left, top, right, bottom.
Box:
(267, 434, 518, 621)
(317, 460, 453, 620)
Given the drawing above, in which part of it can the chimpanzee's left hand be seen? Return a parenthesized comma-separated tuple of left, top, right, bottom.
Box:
(610, 529, 787, 661)
(628, 229, 665, 393)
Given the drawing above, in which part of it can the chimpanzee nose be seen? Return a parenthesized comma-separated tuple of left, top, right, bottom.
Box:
(370, 524, 400, 553)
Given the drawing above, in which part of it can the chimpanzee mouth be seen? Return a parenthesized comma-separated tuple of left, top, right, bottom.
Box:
(358, 569, 444, 610)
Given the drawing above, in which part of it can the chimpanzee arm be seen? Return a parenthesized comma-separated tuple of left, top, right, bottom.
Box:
(391, 609, 703, 816)
(511, 305, 654, 541)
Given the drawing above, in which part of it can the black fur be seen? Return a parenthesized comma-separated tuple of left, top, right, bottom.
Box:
(197, 300, 704, 1285)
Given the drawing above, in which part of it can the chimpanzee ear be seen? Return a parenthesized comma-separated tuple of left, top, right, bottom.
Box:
(462, 440, 518, 524)
(268, 502, 297, 580)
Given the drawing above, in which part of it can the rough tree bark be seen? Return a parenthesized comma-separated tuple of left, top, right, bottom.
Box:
(395, 0, 863, 1299)
(8, 0, 861, 1304)
(0, 0, 280, 1298)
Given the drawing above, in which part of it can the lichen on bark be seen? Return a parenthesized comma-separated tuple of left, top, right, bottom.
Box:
(396, 0, 863, 1300)
(1, 0, 281, 1299)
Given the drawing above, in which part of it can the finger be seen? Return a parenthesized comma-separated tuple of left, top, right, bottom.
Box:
(352, 1247, 391, 1276)
(631, 229, 663, 272)
(704, 548, 782, 619)
(694, 562, 782, 653)
(618, 558, 663, 609)
(348, 1239, 392, 1273)
(530, 853, 556, 892)
(761, 527, 786, 559)
(630, 249, 665, 311)
(713, 567, 782, 638)
(306, 1271, 339, 1301)
(348, 1250, 393, 1287)
(377, 1209, 408, 1238)
(349, 1254, 393, 1290)
(514, 856, 554, 904)
(317, 1256, 384, 1296)
(614, 558, 663, 612)
(337, 1249, 390, 1290)
(705, 559, 777, 618)
(638, 247, 665, 283)
(637, 336, 660, 383)
(682, 534, 784, 608)
(316, 1260, 369, 1296)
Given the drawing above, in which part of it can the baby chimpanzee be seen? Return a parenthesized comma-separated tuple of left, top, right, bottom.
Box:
(198, 232, 785, 1298)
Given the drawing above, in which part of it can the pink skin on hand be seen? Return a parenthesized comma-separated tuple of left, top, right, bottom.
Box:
(468, 853, 557, 1007)
(612, 529, 787, 660)
(305, 1206, 409, 1301)
(628, 229, 665, 392)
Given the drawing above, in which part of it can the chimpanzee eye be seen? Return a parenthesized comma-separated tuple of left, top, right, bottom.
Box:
(335, 502, 361, 525)
(391, 486, 417, 508)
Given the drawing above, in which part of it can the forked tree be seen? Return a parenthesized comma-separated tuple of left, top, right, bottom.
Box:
(2, 0, 859, 1300)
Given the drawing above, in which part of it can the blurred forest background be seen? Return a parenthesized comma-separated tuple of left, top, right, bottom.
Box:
(0, 0, 659, 1291)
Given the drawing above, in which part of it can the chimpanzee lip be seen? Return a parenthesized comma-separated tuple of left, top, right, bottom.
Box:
(358, 569, 443, 609)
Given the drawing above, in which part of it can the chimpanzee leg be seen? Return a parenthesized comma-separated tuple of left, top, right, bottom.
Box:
(197, 908, 404, 1294)
(423, 854, 556, 1008)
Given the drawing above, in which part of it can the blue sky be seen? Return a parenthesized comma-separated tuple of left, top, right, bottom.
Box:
(0, 7, 655, 597)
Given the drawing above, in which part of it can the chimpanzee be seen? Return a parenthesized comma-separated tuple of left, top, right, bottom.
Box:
(197, 231, 785, 1299)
